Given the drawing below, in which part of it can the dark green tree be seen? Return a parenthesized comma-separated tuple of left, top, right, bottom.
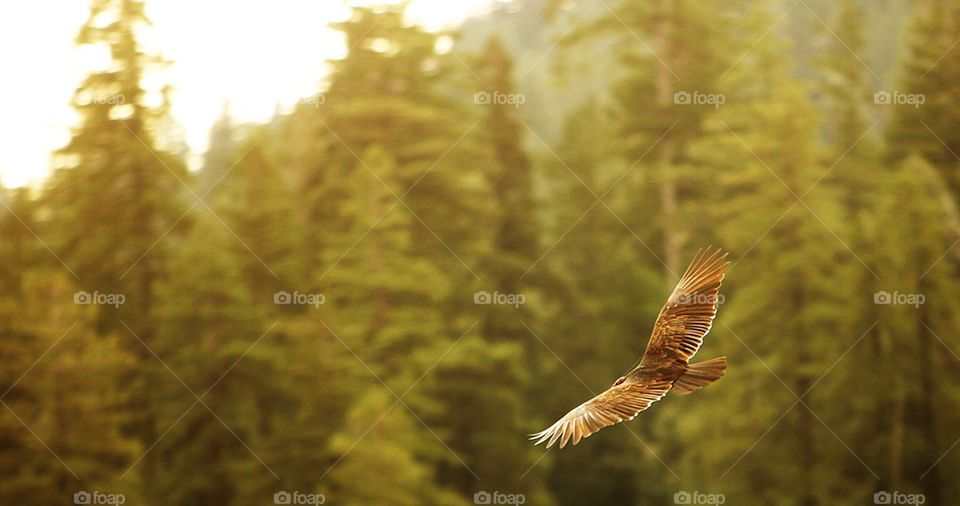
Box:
(682, 27, 865, 502)
(150, 216, 274, 505)
(885, 0, 960, 197)
(0, 190, 137, 503)
(537, 98, 668, 505)
(474, 36, 540, 343)
(865, 156, 960, 504)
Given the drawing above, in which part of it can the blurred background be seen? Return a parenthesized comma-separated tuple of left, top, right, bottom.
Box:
(1, 0, 958, 504)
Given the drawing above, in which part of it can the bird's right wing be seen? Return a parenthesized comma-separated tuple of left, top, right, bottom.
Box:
(529, 376, 674, 449)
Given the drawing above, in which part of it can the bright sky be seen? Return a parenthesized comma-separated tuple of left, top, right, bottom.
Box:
(0, 0, 496, 188)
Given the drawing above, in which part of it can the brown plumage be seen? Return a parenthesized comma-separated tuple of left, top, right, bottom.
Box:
(530, 248, 731, 449)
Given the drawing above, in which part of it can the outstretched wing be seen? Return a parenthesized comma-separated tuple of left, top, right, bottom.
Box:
(529, 375, 674, 448)
(640, 248, 730, 368)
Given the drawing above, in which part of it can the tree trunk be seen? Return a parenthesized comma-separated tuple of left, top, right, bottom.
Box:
(655, 0, 680, 280)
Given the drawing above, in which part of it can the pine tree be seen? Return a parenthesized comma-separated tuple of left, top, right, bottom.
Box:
(317, 145, 461, 496)
(866, 156, 960, 503)
(47, 0, 190, 337)
(311, 6, 491, 278)
(326, 389, 467, 506)
(208, 125, 307, 302)
(569, 0, 741, 276)
(43, 1, 191, 488)
(0, 190, 137, 503)
(812, 5, 899, 498)
(321, 146, 450, 381)
(815, 0, 875, 156)
(679, 18, 866, 502)
(541, 3, 751, 502)
(537, 99, 668, 505)
(198, 103, 238, 198)
(149, 216, 273, 504)
(880, 4, 960, 499)
(414, 36, 553, 501)
(474, 36, 540, 343)
(885, 0, 960, 197)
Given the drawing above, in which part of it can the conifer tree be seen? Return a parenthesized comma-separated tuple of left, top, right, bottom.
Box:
(209, 126, 307, 302)
(43, 1, 191, 486)
(198, 103, 238, 198)
(885, 0, 960, 196)
(680, 19, 865, 502)
(313, 6, 490, 276)
(0, 191, 137, 503)
(867, 156, 960, 503)
(47, 0, 190, 337)
(317, 146, 460, 496)
(816, 0, 874, 156)
(327, 389, 467, 506)
(150, 216, 273, 504)
(537, 99, 668, 505)
(474, 36, 540, 343)
(570, 0, 740, 276)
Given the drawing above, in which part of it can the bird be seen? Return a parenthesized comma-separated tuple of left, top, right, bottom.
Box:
(530, 248, 731, 449)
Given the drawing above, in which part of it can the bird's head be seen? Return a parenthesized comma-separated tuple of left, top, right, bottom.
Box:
(612, 376, 627, 387)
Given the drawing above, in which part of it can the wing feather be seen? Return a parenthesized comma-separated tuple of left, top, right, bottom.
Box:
(529, 377, 673, 449)
(640, 248, 730, 367)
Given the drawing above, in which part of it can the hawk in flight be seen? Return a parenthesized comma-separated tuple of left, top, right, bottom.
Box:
(530, 248, 730, 448)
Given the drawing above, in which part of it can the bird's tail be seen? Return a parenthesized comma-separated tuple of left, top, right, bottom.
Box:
(673, 356, 727, 395)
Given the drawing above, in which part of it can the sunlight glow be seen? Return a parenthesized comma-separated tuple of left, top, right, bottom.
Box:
(0, 0, 495, 188)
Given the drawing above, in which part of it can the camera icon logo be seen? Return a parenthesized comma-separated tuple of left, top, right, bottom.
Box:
(474, 491, 491, 504)
(874, 91, 892, 105)
(274, 491, 291, 504)
(474, 91, 492, 105)
(874, 491, 891, 504)
(674, 491, 692, 504)
(474, 291, 491, 304)
(673, 91, 691, 104)
(74, 491, 92, 505)
(274, 291, 291, 305)
(874, 291, 892, 304)
(74, 291, 91, 304)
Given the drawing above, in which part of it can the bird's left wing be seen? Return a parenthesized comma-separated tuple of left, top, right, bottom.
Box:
(640, 248, 730, 368)
(529, 376, 674, 448)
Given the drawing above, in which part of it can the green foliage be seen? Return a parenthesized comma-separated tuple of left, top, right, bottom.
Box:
(2, 1, 960, 505)
(149, 216, 266, 503)
(0, 191, 139, 503)
(327, 389, 468, 506)
(885, 0, 960, 189)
